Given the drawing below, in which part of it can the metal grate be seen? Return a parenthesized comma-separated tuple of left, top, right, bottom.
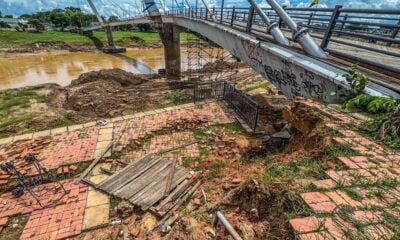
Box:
(194, 81, 259, 132)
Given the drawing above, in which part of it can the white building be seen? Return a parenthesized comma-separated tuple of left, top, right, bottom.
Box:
(0, 17, 27, 28)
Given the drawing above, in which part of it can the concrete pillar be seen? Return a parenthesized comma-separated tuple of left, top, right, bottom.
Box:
(105, 25, 115, 47)
(159, 23, 181, 78)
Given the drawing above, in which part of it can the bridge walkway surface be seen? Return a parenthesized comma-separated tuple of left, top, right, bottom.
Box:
(176, 14, 400, 93)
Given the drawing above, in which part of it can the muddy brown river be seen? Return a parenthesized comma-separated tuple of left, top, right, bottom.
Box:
(0, 48, 188, 90)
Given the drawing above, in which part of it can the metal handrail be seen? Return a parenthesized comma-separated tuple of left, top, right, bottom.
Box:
(170, 5, 400, 75)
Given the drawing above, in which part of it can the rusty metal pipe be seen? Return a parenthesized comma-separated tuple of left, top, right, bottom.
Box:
(214, 211, 243, 240)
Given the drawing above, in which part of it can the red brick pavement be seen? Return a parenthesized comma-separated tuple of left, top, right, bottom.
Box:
(0, 180, 88, 240)
(114, 102, 235, 152)
(0, 127, 99, 185)
(290, 99, 400, 239)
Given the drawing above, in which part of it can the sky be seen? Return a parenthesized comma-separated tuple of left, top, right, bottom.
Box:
(1, 0, 400, 18)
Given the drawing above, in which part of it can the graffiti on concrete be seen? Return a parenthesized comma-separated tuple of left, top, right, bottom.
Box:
(238, 39, 328, 100)
(263, 64, 301, 96)
(300, 71, 325, 99)
(263, 61, 326, 99)
(241, 40, 262, 65)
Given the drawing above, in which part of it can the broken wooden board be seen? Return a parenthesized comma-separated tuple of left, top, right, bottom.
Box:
(96, 154, 194, 215)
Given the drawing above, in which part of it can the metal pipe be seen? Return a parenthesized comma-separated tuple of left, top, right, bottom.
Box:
(86, 0, 104, 24)
(200, 0, 215, 21)
(266, 0, 328, 59)
(247, 0, 289, 46)
(214, 211, 243, 240)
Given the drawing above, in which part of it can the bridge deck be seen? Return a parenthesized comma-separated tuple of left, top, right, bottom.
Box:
(213, 19, 400, 92)
(81, 15, 400, 94)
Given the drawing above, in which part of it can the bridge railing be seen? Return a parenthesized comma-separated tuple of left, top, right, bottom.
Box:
(171, 6, 400, 75)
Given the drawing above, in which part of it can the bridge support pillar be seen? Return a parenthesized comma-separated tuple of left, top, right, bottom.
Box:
(103, 25, 126, 53)
(159, 23, 181, 79)
(105, 25, 115, 47)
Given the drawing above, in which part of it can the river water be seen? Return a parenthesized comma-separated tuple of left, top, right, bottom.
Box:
(0, 48, 185, 90)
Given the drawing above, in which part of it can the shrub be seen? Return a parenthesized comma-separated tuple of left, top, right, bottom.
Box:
(343, 64, 369, 95)
(166, 91, 186, 105)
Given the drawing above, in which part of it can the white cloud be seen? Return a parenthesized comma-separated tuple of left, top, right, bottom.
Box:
(1, 0, 400, 17)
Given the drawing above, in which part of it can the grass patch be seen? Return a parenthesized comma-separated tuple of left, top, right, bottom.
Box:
(0, 87, 46, 135)
(0, 214, 29, 240)
(263, 155, 327, 184)
(0, 31, 197, 46)
(182, 157, 200, 168)
(165, 91, 186, 105)
(0, 88, 45, 113)
(243, 82, 272, 92)
(48, 118, 74, 129)
(0, 113, 37, 129)
(110, 196, 122, 213)
(325, 142, 357, 158)
(207, 160, 226, 179)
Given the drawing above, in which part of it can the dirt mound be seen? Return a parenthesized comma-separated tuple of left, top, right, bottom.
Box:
(71, 68, 145, 87)
(219, 180, 296, 239)
(66, 79, 145, 117)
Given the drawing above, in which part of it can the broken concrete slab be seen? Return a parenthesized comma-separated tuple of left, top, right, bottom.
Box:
(83, 204, 110, 230)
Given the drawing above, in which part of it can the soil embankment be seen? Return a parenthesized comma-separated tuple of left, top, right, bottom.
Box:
(0, 66, 266, 137)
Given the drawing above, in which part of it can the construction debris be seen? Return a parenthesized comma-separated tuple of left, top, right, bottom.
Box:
(96, 154, 198, 214)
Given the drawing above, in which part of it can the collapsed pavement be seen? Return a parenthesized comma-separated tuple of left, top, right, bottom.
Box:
(0, 81, 399, 240)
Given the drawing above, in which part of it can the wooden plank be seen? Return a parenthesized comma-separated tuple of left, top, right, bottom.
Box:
(128, 166, 185, 206)
(164, 157, 177, 197)
(103, 155, 162, 193)
(140, 170, 188, 211)
(108, 156, 163, 194)
(129, 167, 187, 205)
(97, 154, 153, 188)
(116, 160, 172, 199)
(98, 154, 156, 190)
(155, 178, 195, 211)
(76, 142, 113, 184)
(137, 168, 188, 211)
(154, 181, 201, 230)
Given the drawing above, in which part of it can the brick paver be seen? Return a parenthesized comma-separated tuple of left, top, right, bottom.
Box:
(113, 102, 235, 154)
(122, 131, 200, 163)
(0, 127, 99, 184)
(0, 101, 238, 239)
(0, 180, 88, 240)
(291, 99, 400, 239)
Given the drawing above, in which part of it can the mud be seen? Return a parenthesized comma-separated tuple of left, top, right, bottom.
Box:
(0, 41, 98, 55)
(218, 180, 295, 240)
(0, 39, 163, 56)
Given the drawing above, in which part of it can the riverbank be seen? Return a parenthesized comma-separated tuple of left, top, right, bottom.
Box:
(0, 67, 267, 138)
(0, 31, 194, 55)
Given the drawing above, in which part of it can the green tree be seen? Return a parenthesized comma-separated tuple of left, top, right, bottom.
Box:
(108, 15, 119, 23)
(137, 23, 151, 32)
(28, 19, 44, 32)
(50, 11, 70, 30)
(0, 21, 10, 28)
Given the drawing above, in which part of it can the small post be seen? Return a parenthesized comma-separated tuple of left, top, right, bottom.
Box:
(230, 7, 236, 26)
(220, 0, 225, 23)
(246, 6, 255, 32)
(253, 106, 259, 133)
(307, 12, 314, 27)
(196, 0, 198, 17)
(321, 5, 342, 49)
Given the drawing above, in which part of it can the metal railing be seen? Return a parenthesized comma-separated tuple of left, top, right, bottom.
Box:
(194, 81, 259, 132)
(168, 6, 400, 75)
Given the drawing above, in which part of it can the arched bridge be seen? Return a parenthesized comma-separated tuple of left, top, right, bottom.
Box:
(83, 0, 400, 103)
